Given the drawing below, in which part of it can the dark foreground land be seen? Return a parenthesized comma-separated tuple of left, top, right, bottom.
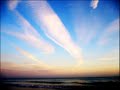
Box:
(1, 77, 120, 90)
(1, 81, 120, 90)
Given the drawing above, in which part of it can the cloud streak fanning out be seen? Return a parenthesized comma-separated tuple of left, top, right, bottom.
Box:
(8, 0, 20, 10)
(27, 1, 82, 62)
(13, 45, 51, 69)
(7, 1, 54, 54)
(98, 18, 119, 45)
(90, 0, 99, 9)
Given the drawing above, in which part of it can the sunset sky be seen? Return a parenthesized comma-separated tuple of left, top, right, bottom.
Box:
(1, 0, 119, 78)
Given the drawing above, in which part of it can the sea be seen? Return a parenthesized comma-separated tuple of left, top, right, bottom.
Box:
(1, 76, 120, 90)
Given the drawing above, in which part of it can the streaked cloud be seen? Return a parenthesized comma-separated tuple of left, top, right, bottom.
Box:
(90, 0, 99, 9)
(105, 18, 119, 33)
(75, 25, 97, 45)
(1, 0, 119, 77)
(71, 4, 99, 45)
(7, 0, 20, 10)
(6, 1, 54, 54)
(98, 18, 119, 45)
(15, 46, 42, 63)
(27, 1, 82, 62)
(11, 43, 51, 69)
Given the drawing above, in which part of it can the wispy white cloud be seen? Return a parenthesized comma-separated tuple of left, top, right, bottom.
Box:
(13, 45, 49, 68)
(105, 18, 119, 33)
(27, 1, 82, 62)
(8, 0, 20, 10)
(90, 0, 99, 9)
(6, 1, 54, 54)
(75, 25, 97, 45)
(98, 18, 119, 45)
(70, 3, 99, 45)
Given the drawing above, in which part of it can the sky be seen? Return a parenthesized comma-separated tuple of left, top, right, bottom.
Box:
(1, 0, 119, 78)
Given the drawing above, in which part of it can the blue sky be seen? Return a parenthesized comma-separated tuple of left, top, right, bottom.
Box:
(1, 0, 119, 77)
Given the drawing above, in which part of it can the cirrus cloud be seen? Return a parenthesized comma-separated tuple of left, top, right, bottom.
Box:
(7, 0, 21, 10)
(6, 0, 55, 54)
(98, 18, 119, 45)
(27, 1, 83, 62)
(90, 0, 99, 9)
